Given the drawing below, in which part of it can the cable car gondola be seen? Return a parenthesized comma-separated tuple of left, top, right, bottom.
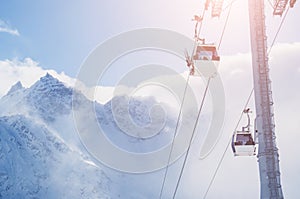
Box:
(187, 41, 220, 77)
(193, 44, 220, 61)
(232, 108, 256, 156)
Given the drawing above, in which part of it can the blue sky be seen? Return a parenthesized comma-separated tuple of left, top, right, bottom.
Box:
(0, 0, 119, 76)
(1, 0, 200, 77)
(0, 0, 299, 78)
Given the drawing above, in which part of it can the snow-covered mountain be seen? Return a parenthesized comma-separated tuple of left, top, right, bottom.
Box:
(0, 115, 111, 199)
(0, 74, 71, 120)
(0, 73, 191, 198)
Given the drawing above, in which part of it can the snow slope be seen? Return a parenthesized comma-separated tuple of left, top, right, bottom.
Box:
(0, 115, 111, 199)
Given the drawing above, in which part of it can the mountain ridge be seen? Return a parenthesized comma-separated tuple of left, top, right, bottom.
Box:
(0, 73, 184, 198)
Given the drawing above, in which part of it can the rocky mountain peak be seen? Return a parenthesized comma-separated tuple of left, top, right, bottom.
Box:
(7, 81, 24, 95)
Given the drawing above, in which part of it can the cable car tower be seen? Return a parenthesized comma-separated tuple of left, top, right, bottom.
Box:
(202, 0, 296, 198)
(247, 0, 293, 198)
(164, 1, 296, 198)
(203, 0, 296, 198)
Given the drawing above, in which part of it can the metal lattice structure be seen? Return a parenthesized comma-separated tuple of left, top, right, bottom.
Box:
(211, 0, 224, 17)
(273, 0, 289, 15)
(248, 0, 284, 198)
(204, 0, 224, 18)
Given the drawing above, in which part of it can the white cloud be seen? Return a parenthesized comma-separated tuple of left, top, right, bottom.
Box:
(0, 58, 115, 104)
(0, 19, 20, 36)
(0, 58, 74, 96)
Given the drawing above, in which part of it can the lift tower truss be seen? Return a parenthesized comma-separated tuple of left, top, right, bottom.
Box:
(248, 0, 284, 198)
(273, 0, 289, 16)
(211, 0, 224, 17)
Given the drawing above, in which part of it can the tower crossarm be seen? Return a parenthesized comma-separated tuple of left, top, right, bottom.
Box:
(273, 0, 289, 16)
(211, 0, 224, 17)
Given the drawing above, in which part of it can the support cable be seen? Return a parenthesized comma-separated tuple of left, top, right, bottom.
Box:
(172, 77, 212, 199)
(268, 6, 290, 55)
(158, 73, 191, 199)
(159, 6, 207, 199)
(222, 0, 239, 12)
(202, 88, 254, 199)
(267, 0, 275, 9)
(218, 1, 233, 50)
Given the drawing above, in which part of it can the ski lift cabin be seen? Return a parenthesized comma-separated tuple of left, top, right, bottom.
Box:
(192, 44, 220, 77)
(194, 45, 220, 61)
(231, 109, 256, 156)
(232, 130, 256, 156)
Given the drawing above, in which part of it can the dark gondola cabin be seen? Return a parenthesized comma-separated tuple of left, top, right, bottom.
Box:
(232, 131, 256, 156)
(232, 109, 256, 156)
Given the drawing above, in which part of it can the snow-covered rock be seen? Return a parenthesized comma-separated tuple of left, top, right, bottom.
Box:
(7, 81, 24, 95)
(0, 115, 111, 199)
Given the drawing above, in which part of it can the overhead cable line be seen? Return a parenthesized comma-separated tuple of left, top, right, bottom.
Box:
(159, 6, 207, 199)
(267, 0, 275, 9)
(268, 6, 290, 55)
(202, 88, 254, 199)
(222, 0, 239, 12)
(218, 1, 234, 50)
(158, 73, 191, 199)
(172, 77, 212, 199)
